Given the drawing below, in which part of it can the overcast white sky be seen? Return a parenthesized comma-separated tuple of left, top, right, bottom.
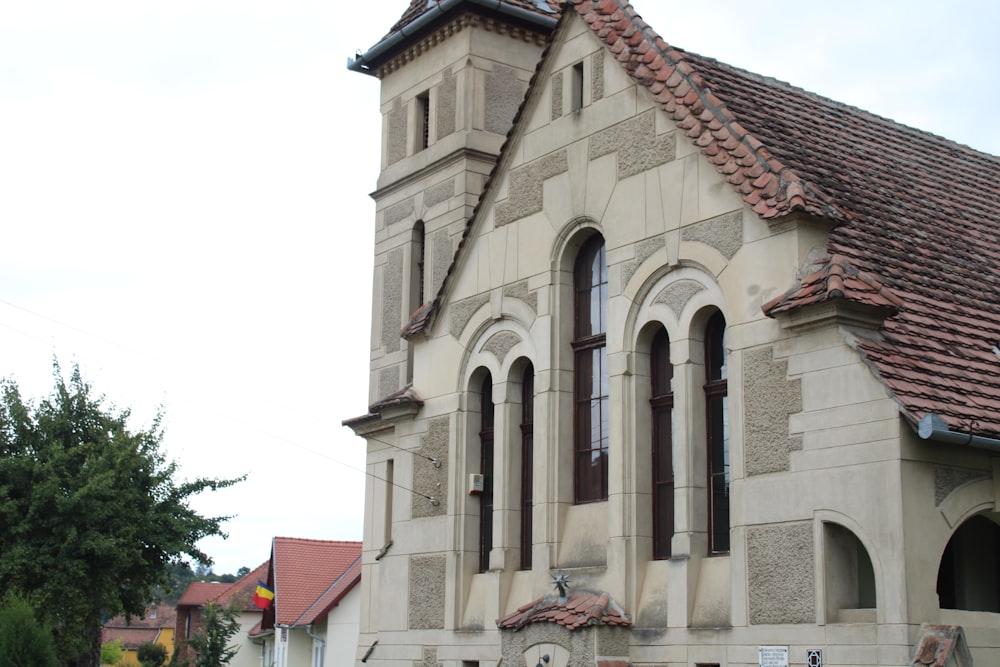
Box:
(2, 1, 998, 576)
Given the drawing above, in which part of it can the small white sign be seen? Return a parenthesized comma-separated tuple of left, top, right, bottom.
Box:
(759, 645, 789, 667)
(806, 649, 823, 667)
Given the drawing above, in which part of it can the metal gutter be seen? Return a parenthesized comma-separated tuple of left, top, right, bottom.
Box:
(918, 413, 1000, 453)
(348, 0, 558, 74)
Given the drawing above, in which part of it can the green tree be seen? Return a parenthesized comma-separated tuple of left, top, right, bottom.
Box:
(0, 363, 243, 667)
(0, 592, 58, 667)
(137, 642, 168, 667)
(100, 640, 125, 667)
(185, 602, 241, 667)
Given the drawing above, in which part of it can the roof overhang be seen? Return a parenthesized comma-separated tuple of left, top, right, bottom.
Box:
(347, 0, 557, 76)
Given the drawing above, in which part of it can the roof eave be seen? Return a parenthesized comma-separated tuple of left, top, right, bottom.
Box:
(348, 0, 558, 76)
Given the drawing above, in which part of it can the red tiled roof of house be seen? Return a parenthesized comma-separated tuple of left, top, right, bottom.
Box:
(215, 562, 270, 611)
(101, 627, 160, 650)
(910, 624, 971, 666)
(413, 0, 1000, 441)
(497, 591, 631, 630)
(177, 581, 230, 607)
(270, 538, 362, 628)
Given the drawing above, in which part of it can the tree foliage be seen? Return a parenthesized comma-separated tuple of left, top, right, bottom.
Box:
(0, 593, 58, 667)
(0, 363, 243, 667)
(137, 642, 168, 667)
(100, 640, 124, 667)
(185, 602, 241, 667)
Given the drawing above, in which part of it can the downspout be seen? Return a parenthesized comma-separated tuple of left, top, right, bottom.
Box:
(347, 0, 558, 73)
(306, 625, 325, 667)
(918, 414, 1000, 453)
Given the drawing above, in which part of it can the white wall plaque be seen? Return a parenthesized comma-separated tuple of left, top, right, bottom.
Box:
(758, 645, 789, 667)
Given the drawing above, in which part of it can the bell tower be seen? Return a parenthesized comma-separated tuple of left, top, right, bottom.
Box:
(349, 0, 557, 406)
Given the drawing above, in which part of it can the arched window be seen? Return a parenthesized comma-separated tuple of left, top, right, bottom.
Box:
(937, 514, 1000, 612)
(573, 234, 608, 504)
(705, 312, 729, 554)
(824, 522, 876, 620)
(520, 363, 534, 570)
(650, 328, 674, 559)
(479, 374, 494, 573)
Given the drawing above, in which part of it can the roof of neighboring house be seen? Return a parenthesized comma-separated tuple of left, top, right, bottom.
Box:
(175, 562, 270, 612)
(269, 538, 362, 628)
(215, 562, 270, 611)
(176, 581, 231, 607)
(387, 0, 1000, 441)
(496, 591, 631, 630)
(101, 604, 176, 649)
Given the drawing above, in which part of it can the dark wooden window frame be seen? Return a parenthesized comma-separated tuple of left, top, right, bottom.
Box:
(650, 328, 674, 559)
(520, 364, 534, 570)
(479, 374, 494, 573)
(573, 235, 608, 504)
(704, 312, 729, 555)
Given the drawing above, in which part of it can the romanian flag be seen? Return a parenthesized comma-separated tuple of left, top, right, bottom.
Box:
(253, 581, 275, 609)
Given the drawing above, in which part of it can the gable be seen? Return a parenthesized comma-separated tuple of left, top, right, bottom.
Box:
(412, 0, 1000, 441)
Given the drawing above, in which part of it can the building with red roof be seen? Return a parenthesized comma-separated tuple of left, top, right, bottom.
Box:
(255, 538, 362, 667)
(345, 0, 1000, 665)
(101, 603, 176, 666)
(174, 563, 269, 667)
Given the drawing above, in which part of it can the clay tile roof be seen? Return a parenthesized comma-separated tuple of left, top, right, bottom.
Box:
(177, 581, 230, 607)
(368, 384, 424, 413)
(270, 537, 362, 628)
(564, 0, 1000, 438)
(496, 591, 631, 631)
(401, 0, 1000, 440)
(910, 625, 971, 666)
(763, 254, 903, 317)
(101, 627, 160, 650)
(215, 561, 270, 611)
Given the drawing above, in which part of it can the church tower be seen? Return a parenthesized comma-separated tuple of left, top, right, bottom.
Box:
(349, 0, 557, 406)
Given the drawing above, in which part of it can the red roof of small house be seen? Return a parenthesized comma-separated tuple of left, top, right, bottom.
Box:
(383, 0, 1000, 443)
(176, 582, 230, 607)
(497, 591, 631, 631)
(268, 538, 362, 628)
(215, 562, 270, 611)
(101, 604, 176, 649)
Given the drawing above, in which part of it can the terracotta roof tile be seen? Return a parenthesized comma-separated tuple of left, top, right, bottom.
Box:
(215, 561, 270, 611)
(763, 254, 903, 316)
(177, 582, 230, 607)
(391, 0, 1000, 441)
(910, 624, 971, 666)
(496, 591, 631, 630)
(269, 537, 361, 628)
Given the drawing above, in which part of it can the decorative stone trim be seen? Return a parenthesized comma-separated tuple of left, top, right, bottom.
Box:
(934, 466, 991, 506)
(621, 237, 664, 287)
(424, 179, 455, 209)
(495, 150, 569, 227)
(412, 417, 449, 518)
(503, 280, 538, 314)
(743, 346, 803, 476)
(374, 15, 549, 79)
(450, 293, 490, 338)
(589, 109, 676, 180)
(382, 248, 404, 353)
(681, 209, 743, 260)
(385, 197, 415, 226)
(482, 331, 523, 364)
(408, 556, 446, 629)
(747, 522, 815, 625)
(653, 279, 703, 317)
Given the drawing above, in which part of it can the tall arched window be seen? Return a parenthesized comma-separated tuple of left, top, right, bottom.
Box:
(520, 363, 534, 570)
(479, 374, 494, 572)
(705, 312, 729, 554)
(410, 221, 425, 312)
(573, 234, 608, 504)
(650, 328, 674, 559)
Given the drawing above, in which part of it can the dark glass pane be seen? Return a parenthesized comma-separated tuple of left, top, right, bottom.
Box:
(654, 410, 673, 480)
(706, 312, 727, 382)
(653, 481, 674, 559)
(710, 471, 729, 552)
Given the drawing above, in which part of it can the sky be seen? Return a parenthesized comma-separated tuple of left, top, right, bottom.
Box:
(1, 1, 998, 576)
